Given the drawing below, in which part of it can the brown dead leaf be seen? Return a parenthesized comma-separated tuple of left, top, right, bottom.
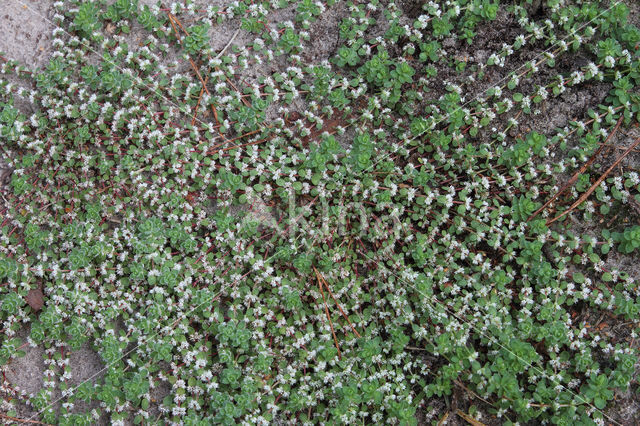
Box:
(0, 167, 13, 184)
(301, 116, 348, 147)
(26, 287, 44, 311)
(286, 111, 302, 122)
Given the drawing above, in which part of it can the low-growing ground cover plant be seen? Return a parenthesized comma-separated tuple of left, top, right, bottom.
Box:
(0, 0, 640, 424)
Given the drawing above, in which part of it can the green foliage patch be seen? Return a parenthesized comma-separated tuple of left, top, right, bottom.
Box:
(0, 0, 640, 425)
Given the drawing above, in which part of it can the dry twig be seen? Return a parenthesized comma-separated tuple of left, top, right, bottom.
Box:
(528, 115, 624, 221)
(456, 410, 486, 426)
(167, 13, 221, 127)
(0, 412, 52, 425)
(316, 271, 361, 338)
(315, 267, 342, 359)
(548, 135, 640, 224)
(191, 77, 207, 125)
